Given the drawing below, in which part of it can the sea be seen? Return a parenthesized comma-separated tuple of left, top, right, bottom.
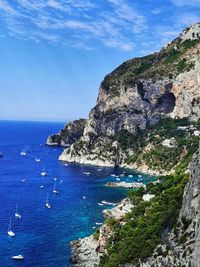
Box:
(0, 120, 155, 267)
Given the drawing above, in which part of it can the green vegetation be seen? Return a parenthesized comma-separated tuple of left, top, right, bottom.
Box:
(102, 36, 200, 96)
(98, 117, 200, 266)
(100, 171, 189, 266)
(124, 118, 200, 172)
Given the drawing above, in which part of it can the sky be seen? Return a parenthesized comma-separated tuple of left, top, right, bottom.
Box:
(0, 0, 200, 122)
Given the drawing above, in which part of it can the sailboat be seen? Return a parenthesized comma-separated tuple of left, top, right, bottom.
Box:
(15, 204, 21, 219)
(53, 182, 59, 194)
(41, 169, 47, 176)
(8, 217, 15, 237)
(45, 193, 51, 209)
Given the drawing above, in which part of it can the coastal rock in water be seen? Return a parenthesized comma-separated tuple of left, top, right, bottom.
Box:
(59, 22, 200, 168)
(46, 119, 86, 147)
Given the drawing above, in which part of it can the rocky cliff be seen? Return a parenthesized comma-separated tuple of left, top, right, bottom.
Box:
(46, 119, 86, 147)
(70, 146, 200, 267)
(59, 22, 200, 172)
(138, 145, 200, 267)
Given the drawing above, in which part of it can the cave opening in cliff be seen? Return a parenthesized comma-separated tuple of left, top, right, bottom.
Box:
(156, 92, 176, 113)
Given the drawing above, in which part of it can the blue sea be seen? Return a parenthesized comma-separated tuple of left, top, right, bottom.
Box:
(0, 121, 155, 267)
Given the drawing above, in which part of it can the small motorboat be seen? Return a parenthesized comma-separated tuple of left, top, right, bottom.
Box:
(20, 152, 26, 156)
(97, 168, 102, 172)
(95, 222, 103, 226)
(82, 196, 86, 199)
(60, 180, 63, 184)
(64, 163, 68, 166)
(40, 185, 44, 189)
(116, 178, 120, 181)
(98, 203, 104, 206)
(12, 255, 24, 260)
(35, 158, 40, 162)
(21, 179, 26, 182)
(101, 200, 115, 206)
(83, 172, 91, 175)
(0, 153, 3, 157)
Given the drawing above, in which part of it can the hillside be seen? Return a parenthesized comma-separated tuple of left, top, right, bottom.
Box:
(58, 22, 200, 174)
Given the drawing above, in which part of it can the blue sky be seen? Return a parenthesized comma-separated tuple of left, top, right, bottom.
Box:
(0, 0, 200, 121)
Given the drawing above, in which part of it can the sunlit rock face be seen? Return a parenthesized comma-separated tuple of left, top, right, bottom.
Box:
(59, 22, 200, 167)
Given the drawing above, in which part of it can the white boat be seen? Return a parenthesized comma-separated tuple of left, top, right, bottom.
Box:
(12, 255, 24, 260)
(128, 175, 133, 178)
(21, 179, 26, 182)
(45, 193, 51, 209)
(98, 203, 104, 206)
(97, 168, 102, 172)
(95, 222, 103, 225)
(0, 152, 3, 157)
(82, 196, 86, 199)
(41, 171, 47, 176)
(35, 158, 40, 162)
(116, 178, 120, 181)
(111, 174, 116, 177)
(15, 204, 21, 219)
(53, 178, 57, 181)
(40, 185, 44, 189)
(60, 180, 63, 184)
(53, 182, 59, 194)
(83, 172, 91, 175)
(20, 152, 26, 156)
(101, 200, 115, 206)
(8, 218, 15, 237)
(64, 163, 68, 166)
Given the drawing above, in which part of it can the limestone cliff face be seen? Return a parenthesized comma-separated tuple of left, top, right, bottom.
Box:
(59, 22, 200, 167)
(138, 146, 200, 267)
(46, 119, 86, 147)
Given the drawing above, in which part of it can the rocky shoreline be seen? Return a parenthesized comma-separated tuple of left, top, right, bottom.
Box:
(70, 198, 134, 267)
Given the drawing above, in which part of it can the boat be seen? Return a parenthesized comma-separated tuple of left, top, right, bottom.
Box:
(20, 152, 26, 156)
(97, 168, 102, 172)
(53, 182, 59, 194)
(98, 203, 104, 206)
(0, 152, 3, 157)
(12, 255, 24, 260)
(64, 163, 68, 166)
(101, 200, 115, 206)
(82, 196, 86, 199)
(95, 222, 103, 225)
(41, 171, 47, 176)
(54, 178, 57, 181)
(40, 185, 44, 189)
(45, 194, 51, 209)
(35, 158, 40, 162)
(21, 179, 26, 182)
(15, 204, 21, 219)
(116, 178, 120, 181)
(128, 174, 133, 178)
(8, 218, 15, 237)
(60, 180, 63, 184)
(111, 174, 116, 177)
(83, 172, 91, 175)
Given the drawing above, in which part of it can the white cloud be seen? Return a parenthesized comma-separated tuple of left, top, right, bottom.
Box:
(0, 0, 147, 51)
(171, 0, 200, 6)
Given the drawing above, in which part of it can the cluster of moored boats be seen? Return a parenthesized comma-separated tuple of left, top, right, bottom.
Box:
(7, 150, 63, 261)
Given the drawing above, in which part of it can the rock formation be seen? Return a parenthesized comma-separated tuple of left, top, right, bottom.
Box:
(46, 119, 86, 147)
(59, 22, 200, 169)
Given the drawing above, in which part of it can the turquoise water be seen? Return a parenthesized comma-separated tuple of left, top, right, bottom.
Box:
(0, 121, 154, 267)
